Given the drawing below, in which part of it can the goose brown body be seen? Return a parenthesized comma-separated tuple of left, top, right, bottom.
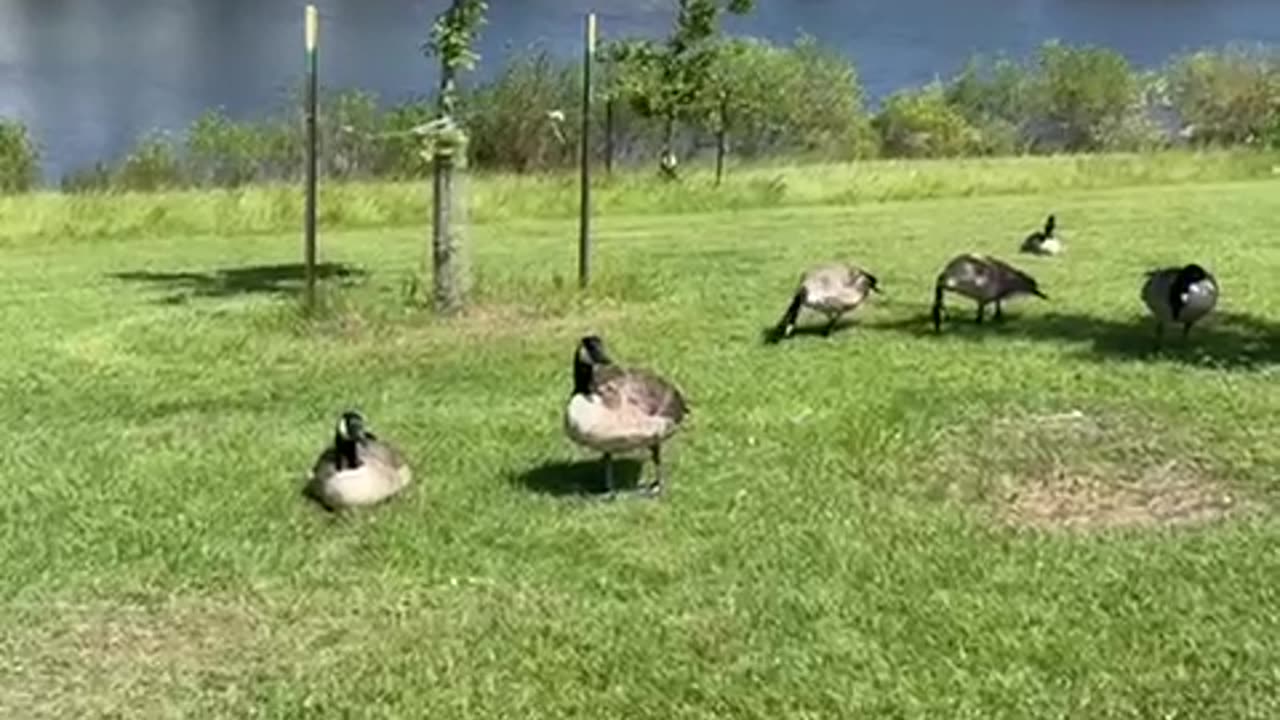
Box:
(931, 253, 1047, 331)
(1020, 214, 1063, 256)
(564, 336, 688, 496)
(306, 412, 412, 511)
(772, 262, 880, 340)
(1140, 263, 1218, 343)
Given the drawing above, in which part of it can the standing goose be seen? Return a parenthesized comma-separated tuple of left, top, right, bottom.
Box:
(931, 253, 1048, 332)
(770, 262, 881, 341)
(1141, 263, 1219, 345)
(305, 410, 413, 511)
(1020, 213, 1063, 256)
(564, 335, 689, 498)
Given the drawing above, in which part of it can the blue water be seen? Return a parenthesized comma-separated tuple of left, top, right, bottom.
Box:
(2, 0, 1280, 181)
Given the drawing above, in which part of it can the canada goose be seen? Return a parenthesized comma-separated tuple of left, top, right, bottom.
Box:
(564, 335, 689, 498)
(1141, 263, 1219, 344)
(305, 410, 412, 511)
(771, 262, 881, 340)
(1020, 214, 1063, 256)
(931, 253, 1048, 332)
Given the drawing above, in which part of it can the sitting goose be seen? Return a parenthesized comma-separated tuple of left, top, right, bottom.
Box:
(1141, 263, 1219, 345)
(564, 335, 689, 498)
(931, 253, 1048, 332)
(770, 262, 881, 341)
(305, 410, 413, 511)
(1020, 213, 1063, 256)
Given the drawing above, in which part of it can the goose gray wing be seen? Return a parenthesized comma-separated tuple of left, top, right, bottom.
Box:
(594, 365, 688, 423)
(620, 368, 689, 423)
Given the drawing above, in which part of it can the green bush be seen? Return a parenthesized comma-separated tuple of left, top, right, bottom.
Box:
(1031, 41, 1142, 151)
(873, 83, 983, 158)
(944, 54, 1033, 154)
(464, 50, 581, 172)
(713, 36, 878, 160)
(0, 118, 39, 193)
(185, 109, 262, 187)
(116, 132, 183, 191)
(1164, 45, 1280, 146)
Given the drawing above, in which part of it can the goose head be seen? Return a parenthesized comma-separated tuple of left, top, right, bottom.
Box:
(1043, 214, 1056, 237)
(334, 410, 367, 470)
(573, 335, 612, 395)
(860, 271, 882, 295)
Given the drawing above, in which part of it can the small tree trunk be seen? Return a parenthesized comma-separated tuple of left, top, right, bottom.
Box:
(431, 151, 466, 314)
(604, 96, 615, 176)
(715, 92, 728, 187)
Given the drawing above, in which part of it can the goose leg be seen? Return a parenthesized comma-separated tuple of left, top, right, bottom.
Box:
(641, 445, 665, 497)
(1182, 321, 1193, 339)
(975, 302, 985, 324)
(994, 300, 1004, 321)
(823, 313, 840, 337)
(602, 453, 616, 499)
(1153, 321, 1164, 350)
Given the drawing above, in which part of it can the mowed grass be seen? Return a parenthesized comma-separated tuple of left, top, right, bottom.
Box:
(3, 171, 1280, 717)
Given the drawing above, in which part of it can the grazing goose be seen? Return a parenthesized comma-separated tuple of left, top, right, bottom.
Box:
(931, 253, 1048, 332)
(305, 410, 413, 511)
(1020, 214, 1063, 256)
(771, 262, 881, 340)
(564, 335, 689, 498)
(1141, 263, 1219, 344)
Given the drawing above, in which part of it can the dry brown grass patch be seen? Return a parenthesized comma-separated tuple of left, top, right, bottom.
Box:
(935, 408, 1261, 533)
(994, 458, 1249, 531)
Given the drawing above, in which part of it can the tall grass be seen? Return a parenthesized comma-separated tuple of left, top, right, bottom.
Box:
(2, 149, 1278, 246)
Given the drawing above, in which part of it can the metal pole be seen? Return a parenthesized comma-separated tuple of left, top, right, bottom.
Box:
(304, 5, 319, 311)
(578, 12, 596, 289)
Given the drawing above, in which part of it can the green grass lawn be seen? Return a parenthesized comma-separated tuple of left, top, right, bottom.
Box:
(3, 164, 1280, 718)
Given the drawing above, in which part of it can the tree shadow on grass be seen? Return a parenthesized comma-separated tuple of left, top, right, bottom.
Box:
(109, 262, 366, 304)
(511, 458, 644, 497)
(866, 305, 1280, 371)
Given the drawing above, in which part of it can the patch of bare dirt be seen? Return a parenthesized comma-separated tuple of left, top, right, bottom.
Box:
(936, 408, 1263, 533)
(994, 459, 1251, 532)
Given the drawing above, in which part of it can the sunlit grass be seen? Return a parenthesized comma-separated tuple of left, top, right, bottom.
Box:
(2, 164, 1280, 717)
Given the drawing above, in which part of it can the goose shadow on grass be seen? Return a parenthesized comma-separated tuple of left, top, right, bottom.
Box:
(512, 458, 644, 497)
(760, 318, 861, 345)
(109, 262, 366, 304)
(863, 305, 1280, 371)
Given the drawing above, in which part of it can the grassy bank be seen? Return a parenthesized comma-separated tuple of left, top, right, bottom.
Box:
(2, 164, 1280, 716)
(2, 148, 1279, 246)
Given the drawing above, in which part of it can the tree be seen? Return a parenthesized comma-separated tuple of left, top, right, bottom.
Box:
(421, 0, 487, 314)
(603, 0, 754, 178)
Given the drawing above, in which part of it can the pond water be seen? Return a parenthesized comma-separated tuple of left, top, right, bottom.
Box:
(2, 0, 1279, 181)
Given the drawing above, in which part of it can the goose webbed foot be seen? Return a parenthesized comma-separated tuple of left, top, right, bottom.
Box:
(639, 445, 666, 498)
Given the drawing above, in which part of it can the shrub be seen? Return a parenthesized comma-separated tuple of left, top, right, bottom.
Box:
(1164, 45, 1280, 146)
(1029, 41, 1141, 151)
(464, 50, 581, 172)
(873, 83, 983, 158)
(944, 54, 1033, 154)
(0, 118, 40, 193)
(115, 132, 183, 191)
(712, 36, 878, 160)
(185, 109, 261, 187)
